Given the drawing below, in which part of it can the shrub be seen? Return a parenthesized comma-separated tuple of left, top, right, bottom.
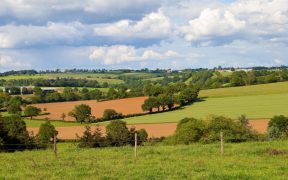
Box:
(0, 115, 34, 151)
(106, 120, 130, 146)
(204, 115, 252, 143)
(174, 118, 207, 144)
(36, 121, 58, 148)
(78, 126, 106, 148)
(268, 115, 288, 139)
(102, 109, 123, 120)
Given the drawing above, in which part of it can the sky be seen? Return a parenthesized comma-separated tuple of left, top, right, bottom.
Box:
(0, 0, 288, 71)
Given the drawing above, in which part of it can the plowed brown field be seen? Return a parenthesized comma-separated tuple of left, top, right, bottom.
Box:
(33, 97, 147, 121)
(28, 119, 269, 140)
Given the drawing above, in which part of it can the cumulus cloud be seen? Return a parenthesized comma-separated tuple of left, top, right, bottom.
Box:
(0, 22, 86, 48)
(179, 8, 246, 43)
(94, 11, 171, 39)
(89, 45, 178, 65)
(178, 0, 288, 45)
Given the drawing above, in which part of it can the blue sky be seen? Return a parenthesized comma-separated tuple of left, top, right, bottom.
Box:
(0, 0, 287, 71)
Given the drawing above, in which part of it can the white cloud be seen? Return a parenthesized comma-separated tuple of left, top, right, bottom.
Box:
(179, 8, 246, 43)
(0, 54, 30, 69)
(0, 22, 86, 48)
(94, 11, 171, 39)
(178, 0, 288, 45)
(89, 45, 178, 65)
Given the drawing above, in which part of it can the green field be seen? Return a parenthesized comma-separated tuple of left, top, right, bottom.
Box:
(0, 73, 123, 84)
(122, 93, 288, 124)
(200, 81, 288, 98)
(1, 141, 288, 179)
(24, 119, 81, 127)
(121, 82, 288, 124)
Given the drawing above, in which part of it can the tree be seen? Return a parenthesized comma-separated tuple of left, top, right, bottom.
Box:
(268, 115, 288, 139)
(0, 115, 34, 151)
(78, 126, 106, 148)
(61, 113, 66, 121)
(106, 120, 130, 146)
(37, 121, 58, 148)
(7, 102, 22, 115)
(102, 109, 123, 120)
(174, 118, 207, 144)
(89, 89, 102, 101)
(68, 104, 92, 123)
(157, 94, 174, 111)
(24, 106, 42, 119)
(141, 97, 158, 113)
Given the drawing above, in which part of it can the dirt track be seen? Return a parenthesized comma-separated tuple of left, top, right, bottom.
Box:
(28, 119, 269, 140)
(33, 97, 147, 121)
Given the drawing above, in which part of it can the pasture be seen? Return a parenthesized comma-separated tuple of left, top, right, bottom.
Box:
(122, 93, 288, 124)
(200, 81, 288, 98)
(1, 141, 288, 179)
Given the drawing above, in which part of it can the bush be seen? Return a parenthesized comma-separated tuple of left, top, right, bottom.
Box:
(102, 109, 123, 120)
(174, 118, 207, 144)
(268, 115, 288, 139)
(36, 121, 58, 148)
(106, 120, 130, 146)
(78, 126, 106, 148)
(0, 115, 35, 151)
(204, 115, 252, 143)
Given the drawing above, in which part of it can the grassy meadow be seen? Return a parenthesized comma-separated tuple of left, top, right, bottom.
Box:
(122, 93, 288, 124)
(199, 81, 288, 98)
(1, 141, 288, 179)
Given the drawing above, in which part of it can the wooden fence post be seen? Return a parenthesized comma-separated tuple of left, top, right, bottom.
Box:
(53, 133, 57, 158)
(220, 131, 224, 155)
(134, 132, 137, 158)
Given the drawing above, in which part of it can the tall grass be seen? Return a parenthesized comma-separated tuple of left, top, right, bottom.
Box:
(1, 141, 288, 179)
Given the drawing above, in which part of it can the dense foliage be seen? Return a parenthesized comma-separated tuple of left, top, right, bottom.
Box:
(78, 120, 148, 148)
(268, 115, 288, 139)
(166, 115, 257, 145)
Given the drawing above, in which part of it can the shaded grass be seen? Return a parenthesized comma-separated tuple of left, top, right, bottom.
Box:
(0, 141, 288, 179)
(24, 119, 82, 127)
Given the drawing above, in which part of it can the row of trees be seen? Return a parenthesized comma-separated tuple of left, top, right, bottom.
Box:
(78, 120, 148, 148)
(68, 104, 123, 123)
(166, 115, 257, 144)
(0, 78, 108, 88)
(165, 114, 288, 145)
(142, 83, 199, 113)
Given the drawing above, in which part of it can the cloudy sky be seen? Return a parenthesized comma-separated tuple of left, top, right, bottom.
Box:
(0, 0, 287, 71)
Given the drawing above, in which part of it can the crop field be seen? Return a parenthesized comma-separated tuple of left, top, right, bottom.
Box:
(1, 141, 288, 179)
(33, 97, 147, 121)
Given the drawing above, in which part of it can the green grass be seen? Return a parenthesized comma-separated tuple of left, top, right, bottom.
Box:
(122, 93, 288, 124)
(24, 119, 82, 127)
(200, 81, 288, 98)
(1, 141, 288, 179)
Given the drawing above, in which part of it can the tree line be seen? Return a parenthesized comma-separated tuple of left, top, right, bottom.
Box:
(142, 83, 199, 113)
